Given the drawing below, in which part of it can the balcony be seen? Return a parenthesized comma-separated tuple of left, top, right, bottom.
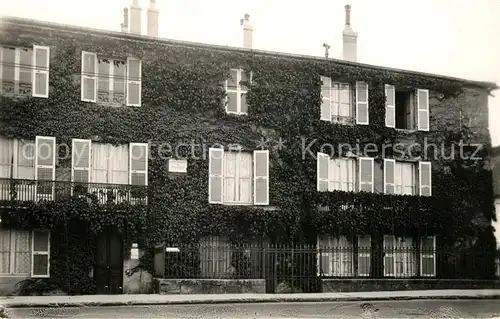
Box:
(0, 178, 148, 207)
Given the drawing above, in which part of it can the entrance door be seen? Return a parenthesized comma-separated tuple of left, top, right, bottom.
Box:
(95, 229, 123, 294)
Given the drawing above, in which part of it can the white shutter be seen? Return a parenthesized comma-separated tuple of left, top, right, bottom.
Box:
(32, 45, 50, 98)
(126, 57, 142, 106)
(384, 159, 395, 194)
(35, 136, 56, 201)
(317, 236, 332, 276)
(357, 235, 371, 276)
(420, 236, 436, 277)
(209, 148, 224, 204)
(358, 157, 374, 193)
(31, 230, 50, 278)
(253, 150, 269, 205)
(383, 235, 395, 276)
(317, 152, 329, 191)
(320, 76, 332, 121)
(71, 139, 91, 183)
(385, 84, 395, 128)
(419, 161, 432, 196)
(356, 81, 369, 125)
(81, 51, 97, 102)
(129, 143, 148, 186)
(417, 89, 429, 131)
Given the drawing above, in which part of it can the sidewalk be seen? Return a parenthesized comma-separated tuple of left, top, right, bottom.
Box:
(1, 289, 500, 308)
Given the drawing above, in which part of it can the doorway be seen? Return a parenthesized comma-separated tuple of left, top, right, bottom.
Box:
(95, 228, 124, 294)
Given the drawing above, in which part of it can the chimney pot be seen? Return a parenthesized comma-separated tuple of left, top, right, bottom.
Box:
(342, 4, 357, 62)
(121, 7, 129, 32)
(345, 4, 351, 25)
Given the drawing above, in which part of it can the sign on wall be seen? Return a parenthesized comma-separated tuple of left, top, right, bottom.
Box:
(168, 159, 188, 173)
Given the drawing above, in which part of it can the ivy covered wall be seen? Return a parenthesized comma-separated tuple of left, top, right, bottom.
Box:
(0, 17, 498, 292)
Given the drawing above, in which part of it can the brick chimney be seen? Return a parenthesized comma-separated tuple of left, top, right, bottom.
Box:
(342, 4, 358, 62)
(121, 7, 129, 32)
(240, 13, 253, 49)
(129, 0, 142, 35)
(147, 0, 159, 37)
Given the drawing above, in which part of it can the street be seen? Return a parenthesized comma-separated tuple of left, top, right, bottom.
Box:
(7, 299, 500, 318)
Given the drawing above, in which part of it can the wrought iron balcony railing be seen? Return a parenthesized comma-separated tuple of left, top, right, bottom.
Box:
(0, 178, 148, 206)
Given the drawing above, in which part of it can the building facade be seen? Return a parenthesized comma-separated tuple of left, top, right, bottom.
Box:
(0, 9, 498, 295)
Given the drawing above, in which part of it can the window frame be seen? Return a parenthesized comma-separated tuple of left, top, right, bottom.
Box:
(225, 68, 251, 115)
(0, 46, 34, 96)
(31, 230, 50, 278)
(97, 57, 127, 106)
(0, 228, 31, 276)
(320, 76, 355, 124)
(394, 161, 417, 196)
(223, 151, 253, 205)
(420, 235, 436, 277)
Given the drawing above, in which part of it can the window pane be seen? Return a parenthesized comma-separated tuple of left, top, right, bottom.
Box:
(2, 47, 15, 81)
(357, 83, 368, 102)
(227, 69, 238, 89)
(19, 48, 32, 85)
(227, 92, 237, 112)
(33, 254, 48, 276)
(33, 231, 49, 252)
(98, 59, 110, 91)
(128, 59, 140, 80)
(0, 230, 11, 273)
(14, 230, 30, 274)
(240, 93, 248, 113)
(131, 172, 146, 185)
(83, 54, 96, 74)
(18, 140, 35, 179)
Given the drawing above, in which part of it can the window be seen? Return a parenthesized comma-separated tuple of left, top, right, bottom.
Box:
(225, 68, 251, 115)
(317, 235, 371, 277)
(208, 148, 269, 205)
(385, 160, 431, 196)
(0, 229, 50, 277)
(383, 235, 417, 277)
(320, 77, 355, 124)
(0, 137, 35, 180)
(199, 236, 232, 278)
(0, 45, 50, 98)
(81, 51, 141, 106)
(385, 85, 429, 131)
(35, 136, 56, 201)
(420, 236, 436, 277)
(316, 153, 356, 192)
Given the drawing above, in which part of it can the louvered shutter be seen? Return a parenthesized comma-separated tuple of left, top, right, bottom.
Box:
(81, 51, 97, 102)
(320, 76, 331, 121)
(383, 235, 395, 276)
(384, 159, 395, 194)
(357, 235, 371, 276)
(417, 89, 429, 131)
(129, 143, 148, 186)
(358, 157, 374, 193)
(72, 139, 91, 184)
(209, 148, 224, 204)
(317, 152, 329, 191)
(126, 57, 142, 106)
(35, 136, 56, 201)
(385, 84, 395, 127)
(356, 81, 369, 125)
(253, 150, 269, 205)
(420, 236, 436, 277)
(32, 45, 50, 98)
(419, 161, 432, 196)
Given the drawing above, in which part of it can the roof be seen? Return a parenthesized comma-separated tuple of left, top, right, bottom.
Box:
(1, 15, 499, 91)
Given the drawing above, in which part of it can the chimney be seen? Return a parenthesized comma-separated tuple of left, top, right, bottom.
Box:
(342, 4, 358, 62)
(147, 0, 159, 37)
(129, 0, 142, 35)
(121, 7, 129, 32)
(240, 13, 253, 49)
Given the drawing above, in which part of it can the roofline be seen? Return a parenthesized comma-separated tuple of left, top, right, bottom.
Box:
(1, 15, 498, 91)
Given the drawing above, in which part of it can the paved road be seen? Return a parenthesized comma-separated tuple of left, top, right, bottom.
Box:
(7, 300, 500, 318)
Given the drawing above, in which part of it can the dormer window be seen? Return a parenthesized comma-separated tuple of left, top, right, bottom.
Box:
(225, 68, 252, 115)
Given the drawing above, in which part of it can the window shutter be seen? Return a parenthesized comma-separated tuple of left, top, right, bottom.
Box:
(384, 159, 395, 194)
(71, 139, 91, 183)
(358, 157, 374, 193)
(317, 236, 331, 276)
(32, 45, 50, 98)
(81, 51, 97, 102)
(208, 148, 224, 204)
(419, 161, 432, 196)
(129, 143, 148, 186)
(126, 57, 142, 106)
(253, 150, 269, 205)
(356, 81, 369, 125)
(35, 136, 56, 201)
(385, 84, 395, 128)
(320, 76, 331, 121)
(357, 235, 371, 276)
(383, 235, 395, 276)
(317, 152, 329, 191)
(417, 89, 429, 131)
(420, 236, 436, 277)
(31, 230, 50, 278)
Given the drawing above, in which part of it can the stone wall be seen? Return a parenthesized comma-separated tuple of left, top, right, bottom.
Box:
(0, 276, 27, 296)
(156, 278, 266, 294)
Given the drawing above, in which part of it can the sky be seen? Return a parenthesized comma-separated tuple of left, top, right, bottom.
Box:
(1, 0, 499, 147)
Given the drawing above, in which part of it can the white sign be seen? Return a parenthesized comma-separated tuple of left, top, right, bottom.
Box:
(166, 247, 180, 252)
(168, 159, 187, 173)
(131, 243, 139, 259)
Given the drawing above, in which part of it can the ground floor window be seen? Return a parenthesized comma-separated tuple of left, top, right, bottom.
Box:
(317, 235, 371, 277)
(0, 228, 50, 277)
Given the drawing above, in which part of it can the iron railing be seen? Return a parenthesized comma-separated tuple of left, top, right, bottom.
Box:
(0, 178, 147, 205)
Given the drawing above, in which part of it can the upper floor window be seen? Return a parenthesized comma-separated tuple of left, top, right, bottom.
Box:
(208, 148, 268, 205)
(384, 160, 431, 196)
(81, 51, 141, 107)
(320, 77, 369, 125)
(0, 137, 35, 180)
(0, 45, 50, 98)
(385, 85, 429, 131)
(225, 68, 252, 115)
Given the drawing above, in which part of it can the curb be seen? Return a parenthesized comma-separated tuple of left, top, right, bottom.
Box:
(2, 294, 500, 308)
